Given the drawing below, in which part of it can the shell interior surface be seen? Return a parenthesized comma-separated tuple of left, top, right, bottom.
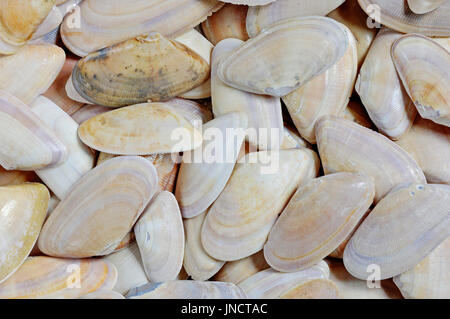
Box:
(407, 0, 447, 14)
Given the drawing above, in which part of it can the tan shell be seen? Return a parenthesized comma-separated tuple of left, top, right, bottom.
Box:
(80, 290, 125, 299)
(0, 44, 65, 105)
(60, 0, 224, 57)
(328, 0, 378, 68)
(127, 280, 247, 299)
(30, 5, 63, 42)
(392, 34, 450, 127)
(358, 0, 450, 36)
(316, 116, 426, 203)
(71, 33, 209, 107)
(31, 96, 95, 200)
(0, 183, 49, 284)
(0, 256, 117, 299)
(0, 168, 40, 187)
(344, 183, 450, 280)
(134, 191, 185, 282)
(212, 38, 283, 150)
(220, 0, 275, 5)
(265, 172, 375, 272)
(201, 149, 320, 261)
(396, 116, 450, 184)
(202, 3, 249, 45)
(183, 211, 225, 281)
(356, 27, 417, 140)
(394, 238, 450, 299)
(71, 105, 111, 125)
(78, 102, 203, 155)
(407, 0, 446, 14)
(340, 101, 376, 130)
(212, 251, 269, 284)
(38, 156, 158, 258)
(0, 90, 67, 171)
(175, 112, 248, 218)
(166, 98, 213, 125)
(280, 125, 311, 150)
(282, 24, 358, 143)
(218, 17, 349, 97)
(246, 0, 345, 37)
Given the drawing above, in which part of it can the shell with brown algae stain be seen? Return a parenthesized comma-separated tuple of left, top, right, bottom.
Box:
(71, 33, 210, 107)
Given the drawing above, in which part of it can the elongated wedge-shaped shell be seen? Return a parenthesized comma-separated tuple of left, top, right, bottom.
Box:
(356, 28, 417, 140)
(407, 0, 446, 14)
(31, 96, 95, 200)
(394, 238, 450, 299)
(0, 90, 67, 171)
(316, 116, 426, 203)
(0, 44, 65, 105)
(358, 0, 450, 36)
(238, 261, 336, 299)
(246, 0, 345, 37)
(344, 183, 450, 280)
(282, 25, 357, 143)
(0, 256, 117, 299)
(396, 117, 450, 184)
(218, 17, 349, 97)
(202, 149, 320, 261)
(71, 105, 111, 125)
(78, 102, 202, 155)
(213, 251, 269, 284)
(103, 243, 149, 295)
(183, 211, 225, 281)
(134, 191, 184, 282)
(212, 39, 283, 150)
(30, 5, 63, 41)
(0, 168, 39, 187)
(38, 156, 158, 258)
(265, 173, 375, 272)
(176, 112, 247, 218)
(392, 34, 450, 127)
(202, 4, 249, 45)
(60, 0, 223, 57)
(72, 33, 209, 107)
(127, 280, 247, 299)
(328, 0, 378, 68)
(0, 184, 49, 284)
(80, 290, 125, 299)
(0, 0, 55, 46)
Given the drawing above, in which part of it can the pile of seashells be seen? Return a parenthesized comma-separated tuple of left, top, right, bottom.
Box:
(0, 0, 448, 299)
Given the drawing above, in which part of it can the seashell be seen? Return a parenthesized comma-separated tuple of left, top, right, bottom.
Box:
(0, 0, 55, 49)
(238, 261, 337, 299)
(315, 116, 426, 203)
(327, 259, 403, 299)
(217, 17, 349, 97)
(0, 167, 40, 187)
(71, 33, 209, 107)
(0, 90, 67, 171)
(113, 232, 136, 252)
(0, 256, 117, 299)
(127, 280, 247, 299)
(78, 102, 203, 155)
(201, 149, 320, 261)
(220, 0, 275, 5)
(71, 104, 111, 124)
(201, 3, 249, 45)
(166, 98, 213, 126)
(327, 0, 378, 68)
(344, 183, 450, 280)
(246, 0, 345, 37)
(65, 74, 92, 105)
(394, 237, 450, 299)
(44, 55, 84, 116)
(396, 116, 450, 184)
(265, 172, 375, 272)
(176, 29, 214, 100)
(60, 0, 224, 57)
(212, 251, 269, 284)
(341, 101, 375, 130)
(0, 183, 49, 284)
(80, 290, 125, 299)
(183, 211, 225, 281)
(280, 125, 310, 150)
(392, 34, 450, 127)
(407, 0, 446, 14)
(38, 156, 158, 258)
(134, 191, 185, 283)
(0, 44, 65, 105)
(175, 112, 248, 218)
(31, 96, 95, 200)
(211, 38, 283, 150)
(358, 0, 450, 36)
(355, 27, 417, 140)
(30, 5, 63, 41)
(282, 24, 358, 143)
(103, 243, 149, 296)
